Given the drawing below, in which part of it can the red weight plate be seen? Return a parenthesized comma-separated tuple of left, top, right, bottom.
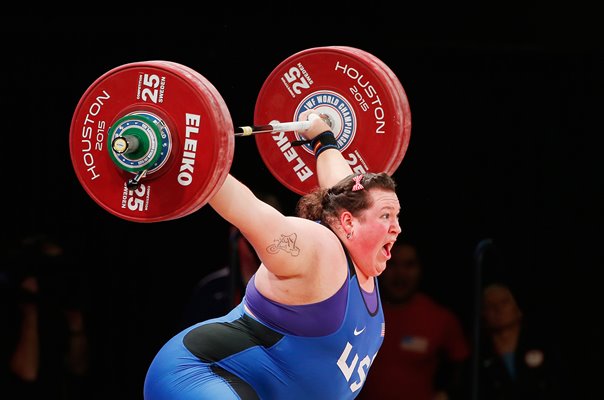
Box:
(254, 46, 411, 195)
(70, 61, 234, 222)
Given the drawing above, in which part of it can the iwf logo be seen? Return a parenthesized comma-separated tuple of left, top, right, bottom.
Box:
(294, 91, 357, 154)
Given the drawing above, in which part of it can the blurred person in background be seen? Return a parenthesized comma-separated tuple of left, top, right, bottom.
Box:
(478, 281, 561, 400)
(359, 239, 471, 400)
(0, 233, 90, 400)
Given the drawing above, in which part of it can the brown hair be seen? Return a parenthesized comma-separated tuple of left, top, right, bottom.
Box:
(295, 172, 397, 225)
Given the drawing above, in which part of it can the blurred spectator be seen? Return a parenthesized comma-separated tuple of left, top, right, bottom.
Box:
(180, 192, 282, 327)
(478, 281, 561, 400)
(0, 233, 90, 400)
(359, 240, 471, 400)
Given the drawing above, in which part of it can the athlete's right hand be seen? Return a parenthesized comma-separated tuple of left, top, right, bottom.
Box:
(297, 110, 333, 141)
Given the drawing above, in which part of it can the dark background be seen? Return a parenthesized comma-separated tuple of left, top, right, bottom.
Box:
(1, 9, 601, 399)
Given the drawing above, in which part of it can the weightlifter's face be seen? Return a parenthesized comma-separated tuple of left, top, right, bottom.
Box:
(352, 189, 401, 277)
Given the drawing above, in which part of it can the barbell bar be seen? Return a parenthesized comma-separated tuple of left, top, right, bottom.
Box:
(69, 46, 411, 222)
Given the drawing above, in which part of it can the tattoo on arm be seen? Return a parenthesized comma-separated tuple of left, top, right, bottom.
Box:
(267, 233, 300, 256)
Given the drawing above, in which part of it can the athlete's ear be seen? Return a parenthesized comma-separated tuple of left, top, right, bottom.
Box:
(339, 211, 354, 234)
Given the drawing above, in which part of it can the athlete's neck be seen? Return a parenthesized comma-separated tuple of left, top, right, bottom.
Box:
(355, 266, 375, 292)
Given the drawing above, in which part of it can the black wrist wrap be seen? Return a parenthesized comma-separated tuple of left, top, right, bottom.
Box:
(311, 131, 338, 158)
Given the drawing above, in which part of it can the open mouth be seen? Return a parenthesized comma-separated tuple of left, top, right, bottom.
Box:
(382, 242, 393, 259)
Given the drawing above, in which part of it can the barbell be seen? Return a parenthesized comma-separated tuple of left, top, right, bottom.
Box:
(69, 46, 412, 222)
